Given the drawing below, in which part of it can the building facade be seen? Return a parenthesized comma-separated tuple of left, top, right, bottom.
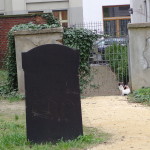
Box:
(82, 0, 130, 36)
(130, 0, 150, 23)
(0, 0, 83, 26)
(0, 0, 130, 25)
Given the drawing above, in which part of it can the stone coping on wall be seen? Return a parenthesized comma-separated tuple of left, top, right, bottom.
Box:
(13, 27, 63, 35)
(128, 23, 150, 29)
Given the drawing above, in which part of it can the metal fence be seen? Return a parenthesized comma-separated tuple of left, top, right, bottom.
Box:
(91, 36, 129, 83)
(69, 22, 104, 35)
(69, 22, 129, 96)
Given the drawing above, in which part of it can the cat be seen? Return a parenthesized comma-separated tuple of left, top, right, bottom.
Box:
(118, 83, 131, 96)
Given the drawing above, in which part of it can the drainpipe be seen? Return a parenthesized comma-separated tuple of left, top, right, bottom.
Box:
(144, 0, 148, 22)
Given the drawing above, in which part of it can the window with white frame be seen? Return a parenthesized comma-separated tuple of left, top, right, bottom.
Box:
(103, 5, 131, 37)
(52, 10, 68, 27)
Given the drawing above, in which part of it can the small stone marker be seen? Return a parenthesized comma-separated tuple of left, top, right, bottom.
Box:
(22, 44, 83, 143)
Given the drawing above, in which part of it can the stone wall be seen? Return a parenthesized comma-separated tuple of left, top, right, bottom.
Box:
(82, 65, 120, 97)
(14, 27, 63, 93)
(128, 23, 150, 90)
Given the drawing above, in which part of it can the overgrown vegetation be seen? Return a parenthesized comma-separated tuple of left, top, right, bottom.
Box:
(128, 88, 150, 105)
(0, 114, 109, 150)
(105, 43, 128, 83)
(0, 13, 60, 99)
(63, 28, 100, 92)
(42, 13, 60, 27)
(0, 70, 24, 101)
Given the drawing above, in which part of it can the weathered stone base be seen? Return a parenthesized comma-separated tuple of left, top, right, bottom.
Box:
(14, 27, 63, 93)
(82, 65, 120, 97)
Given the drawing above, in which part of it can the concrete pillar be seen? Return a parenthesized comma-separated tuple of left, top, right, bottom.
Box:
(128, 23, 150, 90)
(11, 0, 26, 14)
(68, 0, 83, 25)
(13, 27, 63, 93)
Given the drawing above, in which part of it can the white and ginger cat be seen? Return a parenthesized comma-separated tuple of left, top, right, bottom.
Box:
(118, 83, 131, 96)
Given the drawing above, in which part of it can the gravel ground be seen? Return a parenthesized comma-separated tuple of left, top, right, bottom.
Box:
(1, 96, 150, 150)
(82, 96, 150, 150)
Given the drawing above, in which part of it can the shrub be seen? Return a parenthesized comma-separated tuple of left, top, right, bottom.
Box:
(129, 88, 150, 105)
(63, 28, 100, 92)
(105, 43, 129, 83)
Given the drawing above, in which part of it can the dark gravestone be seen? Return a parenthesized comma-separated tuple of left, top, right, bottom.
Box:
(22, 44, 83, 143)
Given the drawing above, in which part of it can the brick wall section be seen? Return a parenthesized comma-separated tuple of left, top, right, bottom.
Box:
(0, 14, 46, 67)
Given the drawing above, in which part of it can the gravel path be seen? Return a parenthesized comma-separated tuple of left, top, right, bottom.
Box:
(1, 96, 150, 150)
(82, 96, 150, 150)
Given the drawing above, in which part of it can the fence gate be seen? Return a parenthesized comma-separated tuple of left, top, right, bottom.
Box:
(83, 36, 129, 96)
(68, 22, 129, 96)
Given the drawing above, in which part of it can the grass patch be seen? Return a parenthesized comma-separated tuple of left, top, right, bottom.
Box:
(128, 88, 150, 106)
(0, 113, 110, 150)
(0, 70, 24, 102)
(0, 70, 8, 82)
(0, 91, 24, 102)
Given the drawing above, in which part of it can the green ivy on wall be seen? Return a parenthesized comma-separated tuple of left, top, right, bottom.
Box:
(5, 13, 60, 94)
(42, 13, 60, 27)
(63, 28, 100, 92)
